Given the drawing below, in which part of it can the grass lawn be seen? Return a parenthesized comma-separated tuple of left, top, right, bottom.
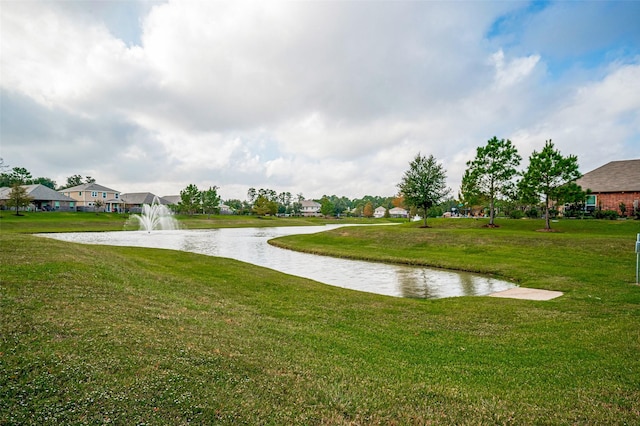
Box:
(1, 213, 639, 424)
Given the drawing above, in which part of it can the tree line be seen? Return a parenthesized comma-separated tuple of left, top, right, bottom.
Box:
(398, 138, 584, 230)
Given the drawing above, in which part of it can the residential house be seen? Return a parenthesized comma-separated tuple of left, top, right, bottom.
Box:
(162, 195, 181, 206)
(575, 159, 640, 216)
(374, 206, 387, 218)
(60, 183, 123, 212)
(0, 184, 76, 211)
(121, 192, 170, 213)
(219, 204, 235, 215)
(389, 207, 408, 218)
(300, 199, 321, 217)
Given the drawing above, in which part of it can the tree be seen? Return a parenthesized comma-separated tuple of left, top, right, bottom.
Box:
(6, 184, 33, 216)
(398, 153, 450, 227)
(61, 175, 95, 189)
(32, 177, 57, 189)
(320, 197, 335, 217)
(461, 137, 521, 226)
(519, 140, 581, 230)
(252, 195, 277, 216)
(363, 202, 374, 218)
(93, 199, 104, 213)
(201, 186, 220, 218)
(179, 184, 201, 215)
(8, 167, 32, 185)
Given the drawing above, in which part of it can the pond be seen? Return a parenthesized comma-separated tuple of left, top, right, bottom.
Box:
(41, 225, 516, 299)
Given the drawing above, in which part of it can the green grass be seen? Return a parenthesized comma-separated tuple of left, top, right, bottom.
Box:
(0, 210, 396, 233)
(1, 215, 640, 424)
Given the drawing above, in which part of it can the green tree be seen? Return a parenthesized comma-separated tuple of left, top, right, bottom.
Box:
(201, 186, 220, 218)
(61, 175, 96, 189)
(6, 184, 33, 216)
(519, 140, 582, 230)
(252, 195, 277, 216)
(32, 177, 57, 189)
(398, 153, 450, 227)
(462, 137, 521, 226)
(320, 197, 335, 217)
(179, 184, 201, 215)
(8, 167, 32, 185)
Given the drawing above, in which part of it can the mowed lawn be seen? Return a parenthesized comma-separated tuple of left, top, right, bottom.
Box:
(1, 213, 639, 424)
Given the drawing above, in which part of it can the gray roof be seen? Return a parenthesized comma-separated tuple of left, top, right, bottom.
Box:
(0, 184, 74, 202)
(575, 159, 640, 193)
(62, 182, 119, 193)
(121, 192, 169, 205)
(161, 195, 181, 205)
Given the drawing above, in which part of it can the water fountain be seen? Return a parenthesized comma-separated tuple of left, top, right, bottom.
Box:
(128, 196, 179, 231)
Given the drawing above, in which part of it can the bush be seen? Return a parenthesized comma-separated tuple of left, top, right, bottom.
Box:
(594, 209, 618, 220)
(509, 210, 524, 219)
(525, 208, 539, 219)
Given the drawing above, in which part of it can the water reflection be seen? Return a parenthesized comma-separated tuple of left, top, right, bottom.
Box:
(40, 225, 515, 299)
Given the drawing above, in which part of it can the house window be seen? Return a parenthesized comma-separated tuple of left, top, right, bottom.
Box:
(115, 193, 119, 199)
(102, 192, 107, 199)
(70, 202, 74, 207)
(78, 192, 82, 196)
(91, 191, 98, 197)
(586, 195, 597, 212)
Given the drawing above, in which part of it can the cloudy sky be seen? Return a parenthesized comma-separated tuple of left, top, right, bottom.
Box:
(1, 1, 639, 201)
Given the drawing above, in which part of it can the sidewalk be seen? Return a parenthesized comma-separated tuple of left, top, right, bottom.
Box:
(489, 287, 563, 301)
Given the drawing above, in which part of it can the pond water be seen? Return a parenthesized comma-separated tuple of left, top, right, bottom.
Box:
(41, 225, 516, 299)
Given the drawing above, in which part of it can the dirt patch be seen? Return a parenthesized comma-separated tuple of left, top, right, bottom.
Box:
(536, 228, 561, 233)
(482, 224, 500, 228)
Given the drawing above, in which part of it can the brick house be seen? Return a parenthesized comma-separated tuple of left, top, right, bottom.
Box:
(575, 159, 640, 216)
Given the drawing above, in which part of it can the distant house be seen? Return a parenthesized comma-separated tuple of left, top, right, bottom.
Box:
(121, 192, 170, 213)
(374, 206, 387, 218)
(389, 207, 408, 218)
(575, 159, 640, 216)
(60, 183, 123, 212)
(300, 199, 321, 217)
(162, 195, 181, 205)
(0, 184, 76, 211)
(219, 204, 235, 215)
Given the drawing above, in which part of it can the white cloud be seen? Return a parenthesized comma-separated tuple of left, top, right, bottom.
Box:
(1, 1, 638, 200)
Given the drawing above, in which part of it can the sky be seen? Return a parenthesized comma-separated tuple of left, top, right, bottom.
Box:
(1, 0, 639, 201)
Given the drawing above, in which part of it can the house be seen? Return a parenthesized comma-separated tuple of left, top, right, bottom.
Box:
(162, 195, 181, 205)
(121, 192, 171, 213)
(575, 159, 640, 216)
(389, 207, 408, 218)
(219, 204, 235, 215)
(0, 184, 76, 211)
(374, 206, 387, 218)
(300, 199, 321, 217)
(60, 183, 123, 212)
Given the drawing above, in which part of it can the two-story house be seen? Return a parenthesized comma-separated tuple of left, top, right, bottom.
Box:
(60, 183, 123, 212)
(300, 199, 321, 217)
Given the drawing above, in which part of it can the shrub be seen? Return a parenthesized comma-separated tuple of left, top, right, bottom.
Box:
(525, 208, 539, 219)
(594, 209, 618, 220)
(509, 210, 524, 219)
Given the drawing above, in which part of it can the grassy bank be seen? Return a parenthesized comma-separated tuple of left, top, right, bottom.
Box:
(1, 216, 639, 424)
(0, 211, 394, 233)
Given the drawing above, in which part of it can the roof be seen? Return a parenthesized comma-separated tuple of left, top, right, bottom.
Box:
(301, 200, 321, 207)
(62, 182, 120, 193)
(575, 159, 640, 193)
(0, 184, 74, 202)
(162, 195, 181, 204)
(121, 192, 169, 205)
(389, 207, 408, 213)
